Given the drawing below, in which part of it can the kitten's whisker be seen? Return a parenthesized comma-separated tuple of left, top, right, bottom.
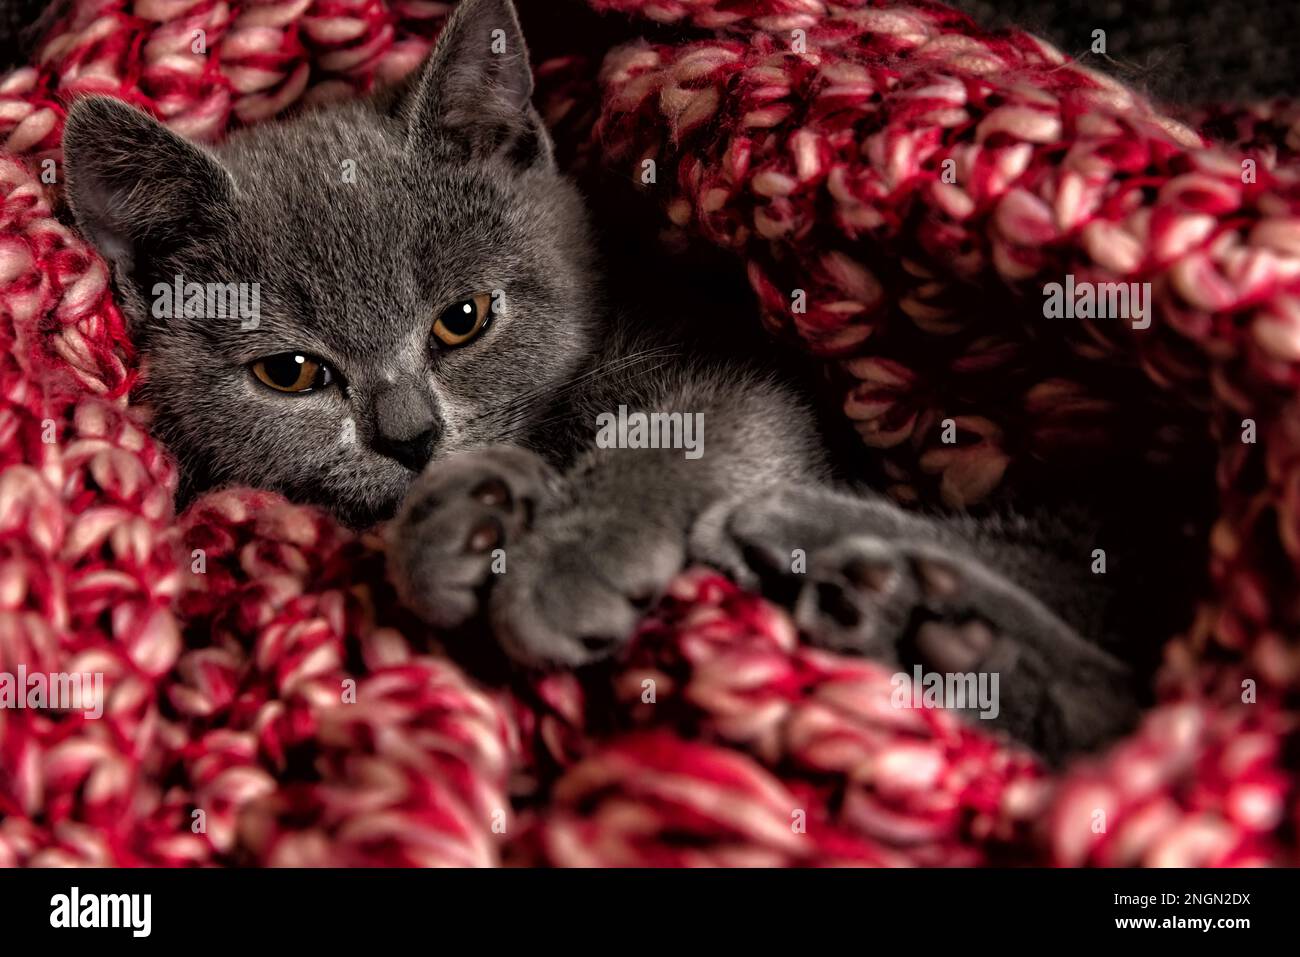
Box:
(465, 345, 680, 431)
(489, 357, 679, 444)
(486, 354, 678, 436)
(488, 345, 679, 414)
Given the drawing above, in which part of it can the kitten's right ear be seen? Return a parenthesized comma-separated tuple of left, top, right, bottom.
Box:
(63, 96, 233, 276)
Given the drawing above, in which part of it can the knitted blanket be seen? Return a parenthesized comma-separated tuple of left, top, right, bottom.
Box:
(0, 0, 1296, 867)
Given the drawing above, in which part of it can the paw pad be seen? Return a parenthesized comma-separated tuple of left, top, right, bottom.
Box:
(465, 517, 503, 553)
(843, 555, 899, 594)
(914, 557, 960, 600)
(914, 619, 995, 673)
(471, 477, 512, 509)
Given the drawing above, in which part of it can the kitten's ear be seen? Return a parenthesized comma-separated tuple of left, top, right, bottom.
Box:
(405, 0, 553, 169)
(63, 96, 234, 276)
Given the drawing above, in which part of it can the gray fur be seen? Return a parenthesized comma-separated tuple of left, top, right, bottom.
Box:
(61, 0, 1139, 762)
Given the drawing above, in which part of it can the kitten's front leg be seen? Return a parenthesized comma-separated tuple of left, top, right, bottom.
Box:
(690, 486, 1140, 759)
(485, 477, 689, 666)
(387, 360, 824, 667)
(387, 432, 772, 666)
(389, 439, 708, 666)
(479, 370, 825, 666)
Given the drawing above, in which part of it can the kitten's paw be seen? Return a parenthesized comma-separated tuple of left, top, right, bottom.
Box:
(387, 446, 556, 628)
(690, 486, 1138, 759)
(690, 488, 921, 655)
(489, 511, 686, 668)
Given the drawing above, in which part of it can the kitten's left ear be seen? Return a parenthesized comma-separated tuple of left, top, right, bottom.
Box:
(405, 0, 553, 169)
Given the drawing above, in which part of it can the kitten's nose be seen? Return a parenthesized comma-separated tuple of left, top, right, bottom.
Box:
(372, 382, 439, 471)
(375, 428, 437, 472)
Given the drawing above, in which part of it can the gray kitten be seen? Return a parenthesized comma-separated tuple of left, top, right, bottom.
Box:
(61, 0, 1140, 761)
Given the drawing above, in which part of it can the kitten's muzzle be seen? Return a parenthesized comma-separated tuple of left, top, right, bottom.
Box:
(371, 381, 440, 472)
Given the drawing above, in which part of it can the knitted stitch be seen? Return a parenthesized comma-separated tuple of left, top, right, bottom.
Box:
(0, 0, 1296, 867)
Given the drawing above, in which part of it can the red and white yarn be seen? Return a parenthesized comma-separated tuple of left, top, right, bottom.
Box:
(0, 0, 1297, 867)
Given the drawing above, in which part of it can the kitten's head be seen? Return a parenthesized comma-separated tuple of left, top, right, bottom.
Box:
(62, 0, 596, 527)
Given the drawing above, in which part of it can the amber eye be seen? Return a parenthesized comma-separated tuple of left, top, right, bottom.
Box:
(250, 353, 333, 393)
(433, 293, 492, 347)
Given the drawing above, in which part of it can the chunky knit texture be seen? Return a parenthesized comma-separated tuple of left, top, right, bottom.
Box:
(0, 0, 1297, 867)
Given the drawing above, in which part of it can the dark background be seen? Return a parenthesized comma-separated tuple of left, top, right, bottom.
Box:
(951, 0, 1298, 104)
